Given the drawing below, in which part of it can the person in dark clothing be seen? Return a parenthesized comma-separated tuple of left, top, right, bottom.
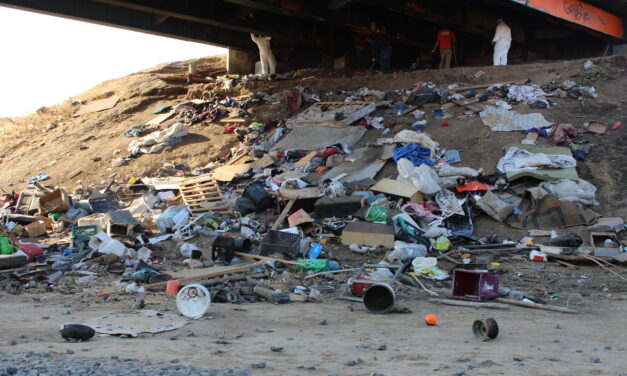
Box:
(371, 30, 392, 73)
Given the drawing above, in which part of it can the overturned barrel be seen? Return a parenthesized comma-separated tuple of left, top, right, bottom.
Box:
(363, 283, 395, 314)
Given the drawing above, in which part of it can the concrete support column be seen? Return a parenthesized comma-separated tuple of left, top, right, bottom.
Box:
(227, 49, 256, 75)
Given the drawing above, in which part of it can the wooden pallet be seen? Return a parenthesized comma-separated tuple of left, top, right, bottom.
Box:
(286, 101, 376, 128)
(178, 175, 237, 216)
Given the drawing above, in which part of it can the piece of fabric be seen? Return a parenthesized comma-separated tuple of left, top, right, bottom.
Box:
(506, 187, 599, 229)
(437, 29, 455, 49)
(439, 49, 452, 69)
(539, 179, 598, 206)
(497, 147, 576, 173)
(548, 124, 583, 146)
(508, 85, 548, 105)
(393, 144, 434, 166)
(480, 106, 552, 131)
(476, 190, 513, 222)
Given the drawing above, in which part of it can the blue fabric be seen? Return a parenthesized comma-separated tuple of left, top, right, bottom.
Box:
(393, 144, 434, 166)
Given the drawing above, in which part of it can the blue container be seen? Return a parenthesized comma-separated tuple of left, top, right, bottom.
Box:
(308, 243, 323, 259)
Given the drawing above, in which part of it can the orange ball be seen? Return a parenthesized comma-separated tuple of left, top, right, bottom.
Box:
(424, 314, 438, 326)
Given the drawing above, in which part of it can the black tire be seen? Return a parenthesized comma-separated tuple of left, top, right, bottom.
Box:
(60, 324, 95, 341)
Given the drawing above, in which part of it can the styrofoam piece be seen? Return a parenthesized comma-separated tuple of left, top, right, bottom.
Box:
(88, 232, 112, 251)
(176, 284, 211, 318)
(88, 232, 127, 257)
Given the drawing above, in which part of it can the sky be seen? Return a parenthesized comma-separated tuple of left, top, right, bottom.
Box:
(0, 6, 225, 117)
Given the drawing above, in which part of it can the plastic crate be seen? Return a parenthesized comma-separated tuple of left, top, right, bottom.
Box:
(259, 230, 301, 259)
(71, 225, 99, 249)
(451, 269, 499, 302)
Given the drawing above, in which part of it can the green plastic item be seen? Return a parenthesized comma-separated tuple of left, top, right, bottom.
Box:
(295, 259, 330, 272)
(249, 122, 265, 131)
(434, 236, 451, 251)
(152, 105, 172, 114)
(365, 205, 387, 223)
(71, 225, 98, 249)
(48, 212, 62, 221)
(0, 236, 15, 255)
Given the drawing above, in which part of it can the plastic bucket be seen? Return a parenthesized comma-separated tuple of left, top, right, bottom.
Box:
(176, 283, 211, 318)
(19, 243, 44, 263)
(363, 283, 395, 314)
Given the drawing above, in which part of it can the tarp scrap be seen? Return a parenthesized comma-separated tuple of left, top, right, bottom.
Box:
(480, 106, 552, 131)
(497, 147, 576, 173)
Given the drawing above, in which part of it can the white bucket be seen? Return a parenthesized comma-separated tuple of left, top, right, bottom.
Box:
(176, 284, 211, 318)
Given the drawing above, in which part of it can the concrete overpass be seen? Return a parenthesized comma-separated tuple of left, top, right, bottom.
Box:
(1, 0, 625, 73)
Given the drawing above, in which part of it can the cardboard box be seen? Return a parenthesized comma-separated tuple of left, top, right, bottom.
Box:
(38, 189, 70, 215)
(23, 220, 47, 238)
(371, 178, 425, 203)
(314, 196, 364, 218)
(287, 209, 314, 235)
(590, 232, 621, 257)
(341, 221, 395, 248)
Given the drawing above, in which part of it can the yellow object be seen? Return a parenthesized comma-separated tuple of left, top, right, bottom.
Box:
(491, 262, 501, 267)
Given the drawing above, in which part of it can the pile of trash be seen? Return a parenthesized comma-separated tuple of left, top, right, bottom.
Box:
(1, 70, 625, 330)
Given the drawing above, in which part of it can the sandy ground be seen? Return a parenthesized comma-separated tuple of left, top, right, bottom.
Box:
(0, 292, 625, 376)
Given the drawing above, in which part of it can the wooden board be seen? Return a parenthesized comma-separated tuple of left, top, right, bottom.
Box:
(147, 111, 176, 125)
(294, 151, 317, 168)
(73, 96, 120, 117)
(371, 178, 425, 203)
(178, 174, 236, 216)
(451, 99, 483, 113)
(145, 262, 261, 291)
(341, 221, 395, 248)
(286, 102, 376, 128)
(211, 164, 252, 182)
(449, 81, 518, 92)
(275, 187, 323, 200)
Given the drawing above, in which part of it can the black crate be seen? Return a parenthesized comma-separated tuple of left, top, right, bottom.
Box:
(259, 230, 301, 259)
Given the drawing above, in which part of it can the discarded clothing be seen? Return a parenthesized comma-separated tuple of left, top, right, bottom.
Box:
(124, 125, 145, 138)
(548, 124, 582, 146)
(497, 147, 576, 173)
(128, 122, 188, 154)
(507, 85, 548, 107)
(393, 144, 434, 166)
(376, 130, 439, 157)
(539, 179, 598, 206)
(506, 187, 599, 229)
(480, 106, 552, 131)
(523, 127, 549, 137)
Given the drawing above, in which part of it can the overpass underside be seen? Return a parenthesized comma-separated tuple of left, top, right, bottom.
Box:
(1, 0, 625, 72)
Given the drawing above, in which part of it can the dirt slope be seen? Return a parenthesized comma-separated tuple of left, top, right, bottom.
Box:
(0, 53, 624, 219)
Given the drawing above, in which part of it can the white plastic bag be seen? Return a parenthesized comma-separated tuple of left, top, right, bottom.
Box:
(397, 158, 441, 195)
(540, 179, 598, 205)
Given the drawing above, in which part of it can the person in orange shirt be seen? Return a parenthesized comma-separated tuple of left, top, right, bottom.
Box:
(432, 28, 456, 69)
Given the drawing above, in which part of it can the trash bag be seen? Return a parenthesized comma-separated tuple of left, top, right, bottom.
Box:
(545, 232, 583, 247)
(365, 205, 387, 222)
(397, 159, 441, 195)
(386, 241, 427, 263)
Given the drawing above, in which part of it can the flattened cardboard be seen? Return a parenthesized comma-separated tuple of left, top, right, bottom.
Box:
(371, 178, 424, 203)
(341, 221, 395, 248)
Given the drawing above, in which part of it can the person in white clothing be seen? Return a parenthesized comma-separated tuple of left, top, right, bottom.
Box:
(492, 19, 511, 66)
(250, 33, 277, 75)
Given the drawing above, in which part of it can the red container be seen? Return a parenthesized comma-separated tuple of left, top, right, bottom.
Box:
(19, 243, 43, 263)
(451, 269, 500, 302)
(351, 277, 374, 297)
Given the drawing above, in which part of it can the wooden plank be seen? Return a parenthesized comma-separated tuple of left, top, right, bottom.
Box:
(449, 81, 517, 92)
(271, 199, 296, 230)
(234, 252, 306, 266)
(144, 262, 262, 291)
(147, 111, 176, 125)
(276, 187, 323, 200)
(294, 151, 317, 168)
(212, 164, 252, 182)
(428, 298, 510, 309)
(494, 298, 578, 313)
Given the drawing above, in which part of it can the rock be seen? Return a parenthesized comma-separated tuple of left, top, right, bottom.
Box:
(555, 324, 561, 329)
(360, 344, 370, 349)
(452, 370, 465, 376)
(575, 350, 583, 353)
(6, 367, 17, 375)
(134, 297, 145, 310)
(186, 331, 196, 337)
(8, 340, 17, 346)
(591, 356, 601, 363)
(66, 349, 75, 355)
(377, 344, 387, 351)
(319, 320, 328, 326)
(480, 360, 497, 367)
(548, 357, 559, 362)
(110, 355, 119, 360)
(251, 362, 266, 369)
(170, 336, 178, 341)
(211, 349, 224, 355)
(513, 356, 524, 362)
(456, 356, 471, 363)
(170, 359, 180, 364)
(344, 358, 363, 366)
(215, 339, 230, 345)
(270, 346, 284, 352)
(604, 346, 612, 350)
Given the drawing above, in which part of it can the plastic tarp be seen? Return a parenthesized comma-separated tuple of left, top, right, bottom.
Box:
(128, 122, 188, 154)
(497, 147, 576, 173)
(540, 179, 598, 206)
(480, 106, 552, 131)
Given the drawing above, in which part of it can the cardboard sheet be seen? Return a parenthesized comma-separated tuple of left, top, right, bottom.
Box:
(321, 145, 395, 183)
(73, 96, 120, 117)
(85, 311, 188, 337)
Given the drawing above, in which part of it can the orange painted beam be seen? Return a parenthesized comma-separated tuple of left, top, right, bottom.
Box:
(511, 0, 624, 39)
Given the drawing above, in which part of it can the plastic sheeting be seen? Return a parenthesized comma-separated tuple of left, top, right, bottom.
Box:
(397, 158, 441, 195)
(497, 147, 576, 173)
(480, 106, 552, 131)
(128, 122, 188, 154)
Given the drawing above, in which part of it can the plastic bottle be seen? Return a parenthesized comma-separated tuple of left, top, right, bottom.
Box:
(308, 243, 323, 259)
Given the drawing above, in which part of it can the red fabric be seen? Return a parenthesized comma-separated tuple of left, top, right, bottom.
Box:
(456, 182, 491, 192)
(438, 29, 455, 49)
(222, 125, 236, 134)
(316, 147, 342, 158)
